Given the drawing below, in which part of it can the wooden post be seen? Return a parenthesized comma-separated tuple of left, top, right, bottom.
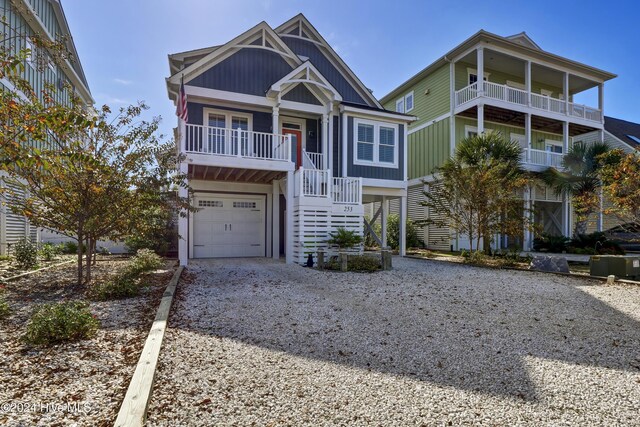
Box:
(317, 249, 325, 270)
(339, 252, 348, 272)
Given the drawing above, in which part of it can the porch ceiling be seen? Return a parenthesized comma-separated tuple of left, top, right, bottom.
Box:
(458, 105, 597, 136)
(188, 165, 286, 183)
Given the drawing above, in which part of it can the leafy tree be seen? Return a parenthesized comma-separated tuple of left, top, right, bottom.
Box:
(599, 149, 639, 228)
(541, 141, 610, 236)
(421, 133, 529, 253)
(386, 214, 422, 250)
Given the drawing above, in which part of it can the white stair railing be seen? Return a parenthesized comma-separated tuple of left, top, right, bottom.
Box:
(297, 167, 329, 198)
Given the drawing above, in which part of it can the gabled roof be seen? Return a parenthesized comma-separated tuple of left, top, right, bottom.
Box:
(167, 21, 301, 87)
(604, 116, 640, 150)
(381, 29, 616, 105)
(506, 32, 541, 50)
(275, 14, 382, 108)
(267, 61, 343, 104)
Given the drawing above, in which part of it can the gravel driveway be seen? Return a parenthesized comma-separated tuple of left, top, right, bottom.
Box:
(146, 257, 640, 426)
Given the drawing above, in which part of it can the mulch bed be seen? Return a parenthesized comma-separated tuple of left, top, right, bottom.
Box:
(0, 254, 76, 281)
(0, 255, 176, 427)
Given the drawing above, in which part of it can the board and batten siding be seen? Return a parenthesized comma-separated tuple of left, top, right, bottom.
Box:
(383, 64, 450, 129)
(282, 37, 367, 105)
(188, 47, 293, 97)
(186, 102, 272, 133)
(407, 117, 450, 179)
(282, 84, 322, 105)
(346, 116, 404, 180)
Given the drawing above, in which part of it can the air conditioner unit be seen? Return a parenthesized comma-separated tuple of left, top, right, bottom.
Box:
(590, 255, 640, 279)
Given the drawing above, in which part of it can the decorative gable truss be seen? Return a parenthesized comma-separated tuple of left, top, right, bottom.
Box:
(275, 14, 382, 108)
(167, 21, 301, 89)
(267, 61, 342, 106)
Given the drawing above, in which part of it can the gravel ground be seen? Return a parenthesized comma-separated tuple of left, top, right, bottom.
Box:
(146, 257, 640, 426)
(0, 257, 176, 427)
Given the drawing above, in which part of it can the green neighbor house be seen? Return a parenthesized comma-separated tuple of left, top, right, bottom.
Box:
(380, 30, 616, 252)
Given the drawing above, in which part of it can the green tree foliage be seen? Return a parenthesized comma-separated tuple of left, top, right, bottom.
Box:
(542, 141, 610, 236)
(599, 149, 640, 229)
(421, 133, 530, 253)
(327, 228, 363, 250)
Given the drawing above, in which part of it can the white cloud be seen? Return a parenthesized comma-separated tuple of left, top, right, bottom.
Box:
(113, 78, 133, 85)
(96, 93, 130, 105)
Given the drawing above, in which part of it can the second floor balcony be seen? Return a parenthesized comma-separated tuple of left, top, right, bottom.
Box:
(455, 81, 602, 124)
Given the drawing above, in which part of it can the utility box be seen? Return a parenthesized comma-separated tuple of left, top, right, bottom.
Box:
(589, 255, 640, 279)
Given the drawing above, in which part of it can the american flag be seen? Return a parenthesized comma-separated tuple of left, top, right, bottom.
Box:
(176, 76, 188, 122)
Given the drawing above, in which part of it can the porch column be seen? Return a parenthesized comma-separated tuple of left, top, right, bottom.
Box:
(598, 83, 604, 123)
(563, 72, 569, 115)
(477, 104, 485, 134)
(477, 47, 484, 95)
(525, 60, 531, 106)
(525, 113, 531, 162)
(327, 111, 333, 171)
(178, 161, 188, 266)
(381, 196, 388, 248)
(285, 170, 294, 264)
(399, 195, 407, 256)
(563, 192, 571, 237)
(523, 185, 531, 251)
(322, 112, 329, 170)
(597, 187, 604, 232)
(563, 121, 569, 155)
(450, 61, 456, 153)
(272, 106, 279, 134)
(272, 180, 280, 259)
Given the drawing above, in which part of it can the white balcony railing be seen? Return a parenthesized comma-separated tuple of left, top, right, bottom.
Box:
(454, 81, 602, 123)
(296, 168, 329, 198)
(184, 124, 291, 162)
(525, 149, 564, 168)
(302, 149, 324, 170)
(332, 177, 362, 205)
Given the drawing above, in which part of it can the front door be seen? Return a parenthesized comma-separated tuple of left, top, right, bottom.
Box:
(282, 128, 303, 168)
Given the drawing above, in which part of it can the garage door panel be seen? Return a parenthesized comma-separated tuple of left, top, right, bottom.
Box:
(193, 195, 265, 258)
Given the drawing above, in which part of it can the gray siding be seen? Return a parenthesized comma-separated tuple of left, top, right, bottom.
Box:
(305, 118, 319, 152)
(333, 115, 341, 176)
(187, 102, 272, 132)
(282, 37, 367, 105)
(282, 84, 321, 105)
(188, 48, 292, 96)
(346, 116, 404, 180)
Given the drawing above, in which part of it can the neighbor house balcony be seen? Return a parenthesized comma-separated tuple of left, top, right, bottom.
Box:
(522, 148, 564, 170)
(181, 124, 295, 172)
(455, 81, 602, 124)
(294, 168, 362, 205)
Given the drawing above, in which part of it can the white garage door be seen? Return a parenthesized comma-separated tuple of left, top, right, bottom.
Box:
(193, 195, 265, 258)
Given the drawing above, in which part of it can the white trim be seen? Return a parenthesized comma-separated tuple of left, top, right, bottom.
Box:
(339, 104, 415, 122)
(540, 88, 553, 97)
(361, 179, 407, 189)
(279, 116, 306, 156)
(202, 107, 253, 131)
(467, 68, 490, 84)
(396, 98, 405, 113)
(268, 61, 342, 103)
(353, 118, 399, 168)
(408, 112, 450, 135)
(506, 80, 525, 90)
(465, 125, 478, 137)
(405, 91, 415, 112)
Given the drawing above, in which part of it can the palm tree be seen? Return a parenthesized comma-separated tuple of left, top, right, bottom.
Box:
(542, 141, 609, 236)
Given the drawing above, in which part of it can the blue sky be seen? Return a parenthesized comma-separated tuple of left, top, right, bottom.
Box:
(63, 0, 639, 140)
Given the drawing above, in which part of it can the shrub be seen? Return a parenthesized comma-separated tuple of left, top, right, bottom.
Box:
(39, 242, 58, 261)
(88, 274, 138, 301)
(127, 249, 163, 275)
(346, 254, 381, 272)
(23, 301, 99, 346)
(387, 214, 423, 250)
(461, 250, 488, 266)
(363, 216, 381, 248)
(60, 241, 86, 255)
(13, 239, 38, 270)
(327, 228, 363, 250)
(0, 291, 10, 319)
(570, 232, 625, 255)
(533, 233, 570, 253)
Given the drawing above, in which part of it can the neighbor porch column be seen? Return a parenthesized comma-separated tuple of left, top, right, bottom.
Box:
(285, 170, 294, 264)
(598, 83, 604, 123)
(399, 195, 407, 256)
(525, 60, 531, 106)
(178, 161, 189, 266)
(450, 61, 456, 154)
(523, 185, 532, 251)
(477, 47, 484, 95)
(381, 196, 388, 248)
(322, 112, 329, 170)
(477, 104, 485, 134)
(525, 112, 531, 163)
(562, 121, 569, 155)
(563, 72, 570, 115)
(563, 192, 571, 237)
(272, 179, 280, 259)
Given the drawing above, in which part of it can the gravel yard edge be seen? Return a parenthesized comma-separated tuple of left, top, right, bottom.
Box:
(113, 264, 184, 427)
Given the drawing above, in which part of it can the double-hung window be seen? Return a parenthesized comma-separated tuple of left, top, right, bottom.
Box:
(354, 119, 398, 168)
(396, 91, 414, 113)
(395, 98, 405, 113)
